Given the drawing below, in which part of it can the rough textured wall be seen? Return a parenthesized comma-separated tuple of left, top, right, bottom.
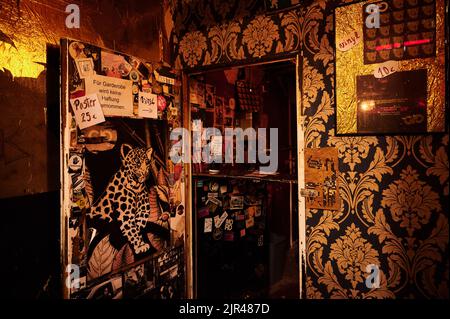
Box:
(172, 0, 449, 298)
(0, 0, 161, 198)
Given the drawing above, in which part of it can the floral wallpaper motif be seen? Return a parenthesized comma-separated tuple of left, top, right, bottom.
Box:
(172, 0, 449, 299)
(242, 16, 280, 58)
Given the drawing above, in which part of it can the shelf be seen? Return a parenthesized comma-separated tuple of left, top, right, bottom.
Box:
(192, 171, 297, 184)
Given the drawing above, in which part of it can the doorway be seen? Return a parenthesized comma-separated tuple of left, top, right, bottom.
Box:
(187, 58, 302, 299)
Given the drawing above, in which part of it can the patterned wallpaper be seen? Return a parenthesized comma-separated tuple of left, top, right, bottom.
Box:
(172, 0, 449, 298)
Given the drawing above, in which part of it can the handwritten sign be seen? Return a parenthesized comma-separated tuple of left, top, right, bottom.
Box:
(337, 30, 362, 52)
(70, 94, 105, 130)
(85, 74, 133, 117)
(374, 60, 399, 79)
(137, 91, 157, 118)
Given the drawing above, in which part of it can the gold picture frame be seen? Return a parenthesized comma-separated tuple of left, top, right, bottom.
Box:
(335, 0, 447, 135)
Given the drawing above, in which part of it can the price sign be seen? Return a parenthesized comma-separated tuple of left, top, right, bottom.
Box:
(138, 91, 157, 118)
(70, 93, 105, 129)
(337, 30, 362, 52)
(374, 60, 399, 79)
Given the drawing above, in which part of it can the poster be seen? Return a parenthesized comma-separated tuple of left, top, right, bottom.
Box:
(304, 147, 340, 211)
(335, 0, 446, 134)
(356, 69, 428, 134)
(62, 39, 184, 299)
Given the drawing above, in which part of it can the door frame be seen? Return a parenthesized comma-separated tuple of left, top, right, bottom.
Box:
(182, 53, 307, 299)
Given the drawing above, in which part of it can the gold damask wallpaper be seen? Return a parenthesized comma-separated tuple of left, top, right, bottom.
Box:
(172, 0, 449, 298)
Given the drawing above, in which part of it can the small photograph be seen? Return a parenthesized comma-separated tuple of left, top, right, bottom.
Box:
(214, 96, 224, 126)
(73, 276, 123, 300)
(123, 261, 156, 299)
(75, 58, 94, 79)
(205, 84, 215, 109)
(190, 79, 206, 109)
(224, 98, 235, 117)
(101, 50, 132, 78)
(230, 196, 244, 210)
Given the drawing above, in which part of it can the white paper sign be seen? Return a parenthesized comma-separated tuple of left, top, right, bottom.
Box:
(210, 135, 223, 156)
(138, 91, 157, 118)
(337, 30, 362, 52)
(374, 60, 399, 79)
(85, 74, 133, 117)
(70, 94, 105, 130)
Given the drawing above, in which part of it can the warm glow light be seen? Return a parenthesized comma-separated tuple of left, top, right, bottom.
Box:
(0, 40, 45, 79)
(360, 101, 375, 112)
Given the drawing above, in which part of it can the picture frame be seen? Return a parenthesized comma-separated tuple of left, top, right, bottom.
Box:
(75, 57, 95, 79)
(334, 0, 447, 135)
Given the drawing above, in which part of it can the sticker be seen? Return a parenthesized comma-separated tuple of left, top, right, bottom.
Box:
(212, 227, 223, 240)
(75, 58, 94, 79)
(207, 201, 218, 214)
(157, 95, 167, 112)
(210, 135, 222, 157)
(230, 196, 244, 210)
(229, 98, 236, 110)
(129, 69, 139, 82)
(224, 232, 234, 241)
(71, 172, 85, 193)
(207, 192, 219, 198)
(138, 91, 157, 119)
(69, 93, 106, 130)
(235, 211, 245, 221)
(216, 212, 228, 228)
(220, 185, 228, 194)
(213, 215, 221, 228)
(255, 206, 262, 217)
(198, 206, 209, 218)
(83, 122, 117, 152)
(207, 196, 221, 206)
(240, 229, 246, 237)
(337, 30, 362, 52)
(197, 180, 203, 187)
(69, 41, 86, 59)
(204, 218, 212, 233)
(132, 83, 139, 95)
(101, 51, 132, 77)
(209, 181, 219, 192)
(68, 154, 83, 171)
(224, 219, 234, 231)
(374, 60, 399, 79)
(154, 69, 176, 85)
(245, 217, 255, 229)
(257, 234, 264, 247)
(246, 206, 256, 218)
(84, 74, 133, 117)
